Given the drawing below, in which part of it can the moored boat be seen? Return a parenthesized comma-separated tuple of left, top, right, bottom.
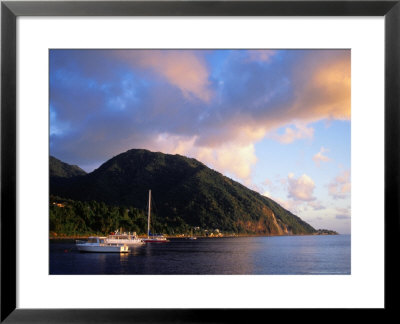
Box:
(76, 236, 129, 253)
(106, 231, 145, 246)
(143, 234, 169, 243)
(143, 190, 169, 243)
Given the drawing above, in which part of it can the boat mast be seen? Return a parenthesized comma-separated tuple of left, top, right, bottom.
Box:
(147, 189, 151, 239)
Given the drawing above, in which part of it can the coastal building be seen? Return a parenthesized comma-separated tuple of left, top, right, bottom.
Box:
(52, 202, 65, 208)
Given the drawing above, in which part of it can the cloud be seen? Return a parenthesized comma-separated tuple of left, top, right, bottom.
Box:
(287, 173, 316, 201)
(290, 50, 351, 122)
(262, 191, 271, 198)
(308, 200, 325, 211)
(272, 124, 314, 144)
(263, 178, 271, 186)
(151, 133, 258, 182)
(336, 214, 350, 220)
(313, 146, 330, 166)
(260, 177, 283, 197)
(49, 49, 350, 183)
(328, 170, 351, 199)
(335, 207, 351, 220)
(197, 49, 350, 148)
(123, 50, 212, 102)
(203, 143, 257, 181)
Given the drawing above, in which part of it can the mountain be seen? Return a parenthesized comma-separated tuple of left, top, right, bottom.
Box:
(50, 156, 87, 178)
(50, 149, 316, 235)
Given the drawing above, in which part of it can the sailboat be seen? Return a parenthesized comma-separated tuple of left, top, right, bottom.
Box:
(142, 190, 169, 243)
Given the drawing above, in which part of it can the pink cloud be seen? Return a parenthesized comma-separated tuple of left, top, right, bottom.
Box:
(313, 147, 331, 166)
(328, 170, 351, 199)
(117, 50, 213, 102)
(290, 51, 351, 122)
(287, 173, 316, 201)
(272, 124, 314, 144)
(199, 50, 350, 149)
(150, 133, 257, 182)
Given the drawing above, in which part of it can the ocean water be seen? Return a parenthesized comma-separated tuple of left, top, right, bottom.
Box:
(49, 235, 350, 275)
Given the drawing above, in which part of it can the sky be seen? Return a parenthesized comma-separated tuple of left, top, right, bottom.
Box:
(50, 49, 351, 234)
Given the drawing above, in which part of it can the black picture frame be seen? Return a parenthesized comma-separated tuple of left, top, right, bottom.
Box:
(1, 0, 399, 322)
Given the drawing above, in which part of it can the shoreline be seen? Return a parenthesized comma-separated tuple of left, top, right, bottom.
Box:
(49, 232, 340, 240)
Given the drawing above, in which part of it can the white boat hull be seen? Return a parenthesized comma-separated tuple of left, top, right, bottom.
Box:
(105, 239, 144, 246)
(76, 244, 129, 253)
(143, 237, 169, 243)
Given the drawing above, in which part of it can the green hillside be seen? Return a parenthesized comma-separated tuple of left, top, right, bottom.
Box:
(50, 156, 86, 178)
(50, 149, 316, 236)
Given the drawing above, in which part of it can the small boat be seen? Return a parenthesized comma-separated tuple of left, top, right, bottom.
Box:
(143, 234, 169, 243)
(106, 230, 145, 246)
(142, 190, 169, 243)
(76, 236, 129, 253)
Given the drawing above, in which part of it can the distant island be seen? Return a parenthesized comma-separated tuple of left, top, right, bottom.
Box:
(314, 229, 339, 235)
(49, 149, 338, 238)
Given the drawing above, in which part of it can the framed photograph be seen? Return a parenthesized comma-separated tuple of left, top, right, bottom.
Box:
(1, 0, 398, 322)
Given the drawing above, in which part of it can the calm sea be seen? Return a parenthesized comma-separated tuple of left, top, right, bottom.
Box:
(49, 235, 350, 275)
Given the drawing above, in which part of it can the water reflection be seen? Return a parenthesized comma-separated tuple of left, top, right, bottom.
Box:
(49, 235, 351, 275)
(128, 246, 143, 256)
